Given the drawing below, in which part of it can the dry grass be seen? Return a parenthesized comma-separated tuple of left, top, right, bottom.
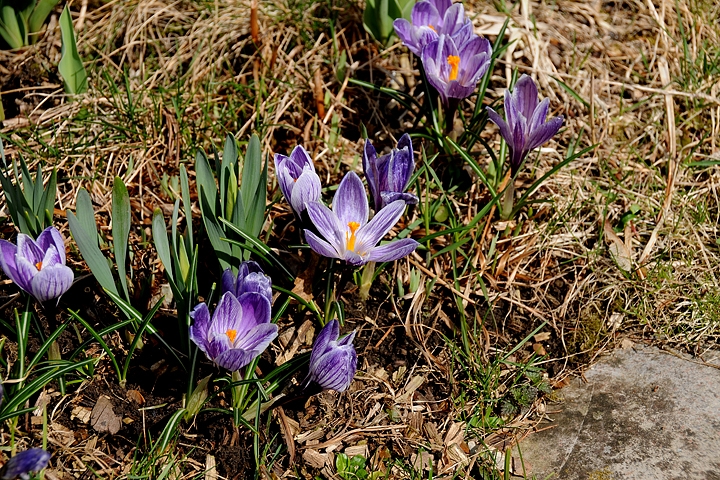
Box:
(2, 0, 720, 477)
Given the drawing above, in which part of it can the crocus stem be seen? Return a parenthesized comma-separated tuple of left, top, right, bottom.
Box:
(500, 181, 515, 220)
(358, 261, 376, 301)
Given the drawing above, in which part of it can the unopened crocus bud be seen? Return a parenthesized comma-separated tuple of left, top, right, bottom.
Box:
(486, 74, 564, 174)
(305, 319, 357, 392)
(0, 227, 74, 303)
(363, 134, 418, 211)
(2, 448, 51, 480)
(274, 145, 322, 220)
(221, 261, 272, 304)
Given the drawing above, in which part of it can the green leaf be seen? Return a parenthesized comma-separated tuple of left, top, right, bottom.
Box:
(240, 134, 262, 216)
(40, 167, 57, 227)
(58, 5, 88, 94)
(179, 164, 193, 249)
(0, 6, 25, 49)
(152, 208, 174, 283)
(195, 149, 217, 217)
(74, 189, 99, 247)
(28, 0, 60, 43)
(112, 176, 131, 301)
(67, 209, 118, 295)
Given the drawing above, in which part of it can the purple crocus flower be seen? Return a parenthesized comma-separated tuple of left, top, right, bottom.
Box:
(363, 134, 418, 211)
(189, 291, 278, 371)
(421, 34, 492, 107)
(486, 75, 565, 174)
(304, 172, 419, 266)
(393, 0, 473, 56)
(274, 145, 322, 219)
(221, 261, 272, 304)
(2, 448, 51, 480)
(0, 227, 74, 303)
(305, 319, 357, 392)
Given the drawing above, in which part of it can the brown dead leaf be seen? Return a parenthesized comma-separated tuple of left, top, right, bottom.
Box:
(604, 219, 633, 272)
(91, 396, 121, 435)
(126, 389, 145, 405)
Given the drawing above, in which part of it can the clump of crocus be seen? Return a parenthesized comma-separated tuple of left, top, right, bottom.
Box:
(363, 134, 418, 211)
(274, 145, 322, 220)
(486, 74, 564, 174)
(393, 0, 472, 57)
(0, 227, 74, 303)
(221, 261, 272, 303)
(2, 448, 51, 480)
(422, 34, 492, 108)
(304, 172, 418, 266)
(189, 264, 277, 371)
(305, 319, 357, 392)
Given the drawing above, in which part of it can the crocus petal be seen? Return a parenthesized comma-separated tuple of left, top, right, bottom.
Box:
(512, 74, 539, 121)
(14, 256, 38, 293)
(457, 52, 490, 86)
(289, 144, 314, 170)
(274, 154, 294, 201)
(16, 234, 43, 266)
(442, 3, 466, 35)
(206, 292, 243, 342)
(312, 348, 357, 391)
(362, 140, 380, 208)
(306, 202, 344, 250)
(37, 227, 66, 264)
(430, 0, 451, 17)
(337, 330, 357, 347)
(4, 448, 51, 480)
(237, 272, 273, 301)
(213, 348, 261, 371)
(528, 97, 550, 133)
(380, 191, 419, 206)
(290, 168, 322, 215)
(449, 21, 474, 48)
(333, 172, 369, 228)
(411, 1, 441, 28)
(30, 264, 74, 302)
(355, 200, 406, 251)
(486, 107, 513, 146)
(305, 230, 341, 259)
(0, 240, 20, 285)
(309, 320, 340, 371)
(189, 303, 212, 355)
(527, 116, 564, 151)
(235, 292, 272, 335)
(233, 322, 278, 353)
(221, 268, 236, 295)
(366, 238, 419, 263)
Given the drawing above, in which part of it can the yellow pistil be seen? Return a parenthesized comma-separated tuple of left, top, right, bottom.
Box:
(428, 25, 436, 32)
(35, 261, 43, 270)
(447, 55, 460, 81)
(226, 329, 237, 343)
(346, 221, 361, 252)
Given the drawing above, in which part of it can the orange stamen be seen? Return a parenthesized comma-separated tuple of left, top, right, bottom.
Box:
(226, 329, 237, 343)
(346, 222, 360, 252)
(35, 261, 43, 270)
(447, 55, 460, 81)
(428, 25, 436, 32)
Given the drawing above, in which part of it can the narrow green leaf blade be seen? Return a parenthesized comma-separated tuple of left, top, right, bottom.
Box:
(152, 208, 174, 283)
(67, 210, 118, 295)
(112, 176, 131, 301)
(58, 6, 88, 95)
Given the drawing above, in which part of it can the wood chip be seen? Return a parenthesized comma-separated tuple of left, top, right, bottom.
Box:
(91, 396, 121, 434)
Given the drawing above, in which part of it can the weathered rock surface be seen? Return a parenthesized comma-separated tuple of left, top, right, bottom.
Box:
(513, 344, 720, 479)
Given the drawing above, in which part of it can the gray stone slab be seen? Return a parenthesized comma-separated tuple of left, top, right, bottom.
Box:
(513, 345, 720, 480)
